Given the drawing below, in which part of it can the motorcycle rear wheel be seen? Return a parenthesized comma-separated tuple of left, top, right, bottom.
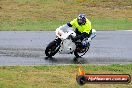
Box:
(45, 40, 60, 57)
(74, 42, 90, 57)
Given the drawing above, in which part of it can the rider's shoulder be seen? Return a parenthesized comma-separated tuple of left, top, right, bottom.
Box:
(86, 18, 90, 21)
(86, 18, 91, 24)
(70, 18, 78, 24)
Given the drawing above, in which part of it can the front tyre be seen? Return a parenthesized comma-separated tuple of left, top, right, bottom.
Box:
(45, 41, 60, 57)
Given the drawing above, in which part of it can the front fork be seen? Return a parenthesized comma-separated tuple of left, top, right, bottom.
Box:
(54, 37, 62, 46)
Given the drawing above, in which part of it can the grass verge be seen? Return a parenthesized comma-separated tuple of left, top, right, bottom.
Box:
(1, 18, 132, 31)
(0, 64, 132, 88)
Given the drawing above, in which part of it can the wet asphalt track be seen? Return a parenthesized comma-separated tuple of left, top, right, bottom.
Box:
(0, 31, 132, 66)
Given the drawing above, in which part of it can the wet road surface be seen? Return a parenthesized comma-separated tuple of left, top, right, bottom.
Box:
(0, 31, 132, 66)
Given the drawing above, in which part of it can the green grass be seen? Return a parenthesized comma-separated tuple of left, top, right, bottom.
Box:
(0, 64, 132, 88)
(0, 0, 132, 31)
(1, 18, 131, 31)
(92, 18, 132, 30)
(0, 20, 66, 31)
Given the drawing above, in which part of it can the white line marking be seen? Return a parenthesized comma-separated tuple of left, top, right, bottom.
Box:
(123, 30, 132, 31)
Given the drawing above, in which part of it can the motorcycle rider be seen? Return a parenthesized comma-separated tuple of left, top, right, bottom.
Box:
(56, 13, 92, 46)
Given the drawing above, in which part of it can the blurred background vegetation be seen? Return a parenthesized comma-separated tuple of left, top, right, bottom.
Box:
(0, 0, 132, 30)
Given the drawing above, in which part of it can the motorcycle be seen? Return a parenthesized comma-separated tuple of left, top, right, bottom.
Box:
(45, 27, 96, 57)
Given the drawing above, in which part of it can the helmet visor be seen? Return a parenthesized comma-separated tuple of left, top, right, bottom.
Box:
(78, 19, 83, 24)
(78, 18, 86, 25)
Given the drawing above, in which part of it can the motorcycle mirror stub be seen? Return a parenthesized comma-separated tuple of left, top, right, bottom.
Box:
(92, 29, 96, 33)
(89, 29, 96, 40)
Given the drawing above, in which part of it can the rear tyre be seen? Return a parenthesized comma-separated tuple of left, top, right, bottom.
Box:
(74, 42, 90, 57)
(45, 41, 60, 57)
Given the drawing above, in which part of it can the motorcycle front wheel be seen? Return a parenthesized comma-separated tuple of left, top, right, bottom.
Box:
(45, 40, 60, 57)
